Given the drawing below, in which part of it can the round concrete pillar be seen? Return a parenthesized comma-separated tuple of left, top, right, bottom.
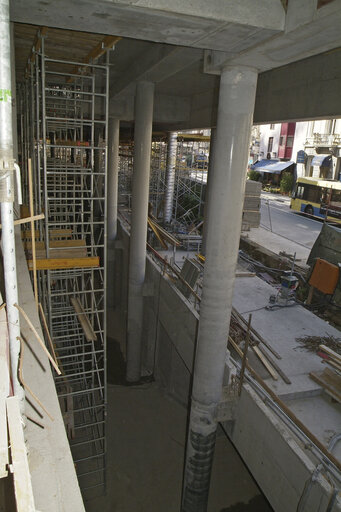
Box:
(126, 81, 154, 383)
(182, 65, 258, 512)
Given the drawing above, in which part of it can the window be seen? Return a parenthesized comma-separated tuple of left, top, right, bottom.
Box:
(303, 184, 320, 203)
(287, 136, 294, 148)
(296, 186, 304, 199)
(267, 137, 274, 153)
(270, 124, 275, 129)
(279, 136, 285, 146)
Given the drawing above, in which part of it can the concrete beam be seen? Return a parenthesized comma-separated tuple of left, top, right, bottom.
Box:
(111, 44, 202, 97)
(10, 0, 282, 52)
(254, 48, 341, 123)
(110, 92, 190, 124)
(106, 0, 285, 31)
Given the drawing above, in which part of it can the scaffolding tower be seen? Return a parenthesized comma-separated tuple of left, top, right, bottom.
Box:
(19, 37, 108, 501)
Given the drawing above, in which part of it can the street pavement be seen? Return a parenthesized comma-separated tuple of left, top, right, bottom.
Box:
(246, 192, 325, 264)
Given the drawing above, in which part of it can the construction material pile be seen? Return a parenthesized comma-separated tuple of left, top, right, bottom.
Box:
(242, 180, 262, 230)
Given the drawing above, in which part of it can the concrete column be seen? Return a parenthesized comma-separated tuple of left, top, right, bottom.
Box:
(126, 81, 154, 383)
(163, 131, 177, 224)
(181, 65, 258, 512)
(201, 127, 216, 256)
(107, 117, 120, 308)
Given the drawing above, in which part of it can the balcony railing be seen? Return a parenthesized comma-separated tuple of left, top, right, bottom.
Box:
(305, 134, 341, 147)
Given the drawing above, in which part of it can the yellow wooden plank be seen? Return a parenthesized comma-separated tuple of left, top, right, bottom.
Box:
(50, 239, 86, 248)
(24, 239, 86, 249)
(28, 256, 100, 270)
(23, 241, 45, 250)
(21, 229, 40, 240)
(49, 229, 73, 239)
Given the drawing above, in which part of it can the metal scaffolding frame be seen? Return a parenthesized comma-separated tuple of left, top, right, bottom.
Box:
(118, 134, 210, 223)
(19, 36, 108, 501)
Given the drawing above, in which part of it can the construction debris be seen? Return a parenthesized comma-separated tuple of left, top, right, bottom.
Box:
(295, 335, 341, 355)
(310, 368, 341, 403)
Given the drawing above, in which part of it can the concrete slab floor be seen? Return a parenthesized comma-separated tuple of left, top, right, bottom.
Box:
(85, 382, 273, 512)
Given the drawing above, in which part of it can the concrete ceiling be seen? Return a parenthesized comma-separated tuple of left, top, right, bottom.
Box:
(11, 0, 341, 129)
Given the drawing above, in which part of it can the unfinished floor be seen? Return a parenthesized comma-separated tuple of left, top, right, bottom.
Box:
(85, 378, 273, 512)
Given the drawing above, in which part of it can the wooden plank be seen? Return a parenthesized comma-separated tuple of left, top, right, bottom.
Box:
(21, 229, 40, 240)
(319, 345, 341, 365)
(148, 217, 181, 247)
(310, 370, 341, 403)
(0, 296, 9, 478)
(0, 213, 45, 230)
(228, 336, 341, 473)
(50, 239, 86, 248)
(148, 218, 168, 249)
(14, 303, 61, 376)
(24, 239, 85, 250)
(323, 359, 341, 372)
(258, 345, 292, 385)
(23, 241, 45, 250)
(49, 229, 73, 239)
(70, 298, 97, 342)
(324, 368, 341, 389)
(28, 256, 99, 270)
(232, 307, 282, 359)
(38, 303, 58, 365)
(6, 397, 36, 512)
(252, 345, 278, 380)
(67, 35, 121, 82)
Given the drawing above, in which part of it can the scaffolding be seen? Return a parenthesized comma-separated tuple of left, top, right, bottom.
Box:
(19, 37, 108, 501)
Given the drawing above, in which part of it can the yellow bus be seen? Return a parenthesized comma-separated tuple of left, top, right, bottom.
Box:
(290, 177, 341, 224)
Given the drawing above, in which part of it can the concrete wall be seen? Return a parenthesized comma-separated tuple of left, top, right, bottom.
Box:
(230, 385, 341, 512)
(112, 219, 341, 512)
(113, 221, 198, 405)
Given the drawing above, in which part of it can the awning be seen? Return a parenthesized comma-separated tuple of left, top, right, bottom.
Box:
(311, 154, 332, 167)
(252, 160, 295, 174)
(251, 159, 279, 169)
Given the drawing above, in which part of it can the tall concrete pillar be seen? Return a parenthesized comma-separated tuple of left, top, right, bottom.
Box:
(126, 81, 154, 383)
(107, 117, 120, 309)
(181, 65, 258, 512)
(163, 131, 177, 224)
(201, 127, 216, 256)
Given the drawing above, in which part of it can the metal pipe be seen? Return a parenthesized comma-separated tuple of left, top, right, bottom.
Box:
(107, 117, 119, 309)
(126, 81, 154, 383)
(107, 118, 120, 241)
(0, 0, 24, 408)
(201, 127, 217, 256)
(182, 65, 258, 512)
(163, 131, 177, 224)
